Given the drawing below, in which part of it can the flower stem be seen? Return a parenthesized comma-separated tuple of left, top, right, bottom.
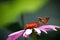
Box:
(31, 30, 37, 40)
(20, 13, 24, 27)
(20, 13, 27, 40)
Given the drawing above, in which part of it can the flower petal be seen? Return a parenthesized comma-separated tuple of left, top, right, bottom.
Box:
(38, 25, 60, 33)
(7, 30, 25, 40)
(34, 28, 41, 35)
(23, 29, 32, 38)
(39, 29, 47, 34)
(52, 28, 57, 31)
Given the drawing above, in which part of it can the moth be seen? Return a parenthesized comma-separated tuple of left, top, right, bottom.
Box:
(38, 17, 50, 25)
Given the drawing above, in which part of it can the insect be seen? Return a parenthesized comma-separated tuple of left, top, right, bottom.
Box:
(25, 22, 39, 29)
(38, 17, 50, 25)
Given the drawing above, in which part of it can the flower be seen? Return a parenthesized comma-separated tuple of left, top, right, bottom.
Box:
(37, 25, 60, 34)
(7, 22, 60, 40)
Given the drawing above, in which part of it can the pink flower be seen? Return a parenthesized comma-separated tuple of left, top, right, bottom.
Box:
(7, 30, 25, 40)
(7, 22, 60, 40)
(37, 25, 60, 34)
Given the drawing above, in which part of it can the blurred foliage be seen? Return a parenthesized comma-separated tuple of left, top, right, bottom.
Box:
(6, 22, 21, 32)
(0, 0, 48, 28)
(37, 29, 60, 40)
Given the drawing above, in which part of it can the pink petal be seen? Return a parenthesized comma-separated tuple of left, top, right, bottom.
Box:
(37, 25, 60, 33)
(34, 28, 41, 35)
(23, 29, 32, 38)
(23, 33, 29, 38)
(7, 30, 25, 40)
(39, 29, 47, 34)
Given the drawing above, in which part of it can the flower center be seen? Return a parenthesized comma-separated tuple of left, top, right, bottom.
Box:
(25, 22, 39, 29)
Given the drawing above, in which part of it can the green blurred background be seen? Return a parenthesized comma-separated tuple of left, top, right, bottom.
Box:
(0, 0, 60, 40)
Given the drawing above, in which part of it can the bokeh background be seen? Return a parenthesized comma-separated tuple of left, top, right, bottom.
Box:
(0, 0, 60, 40)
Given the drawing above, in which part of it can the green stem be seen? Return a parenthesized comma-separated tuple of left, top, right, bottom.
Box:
(20, 13, 24, 27)
(31, 30, 37, 40)
(20, 13, 26, 40)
